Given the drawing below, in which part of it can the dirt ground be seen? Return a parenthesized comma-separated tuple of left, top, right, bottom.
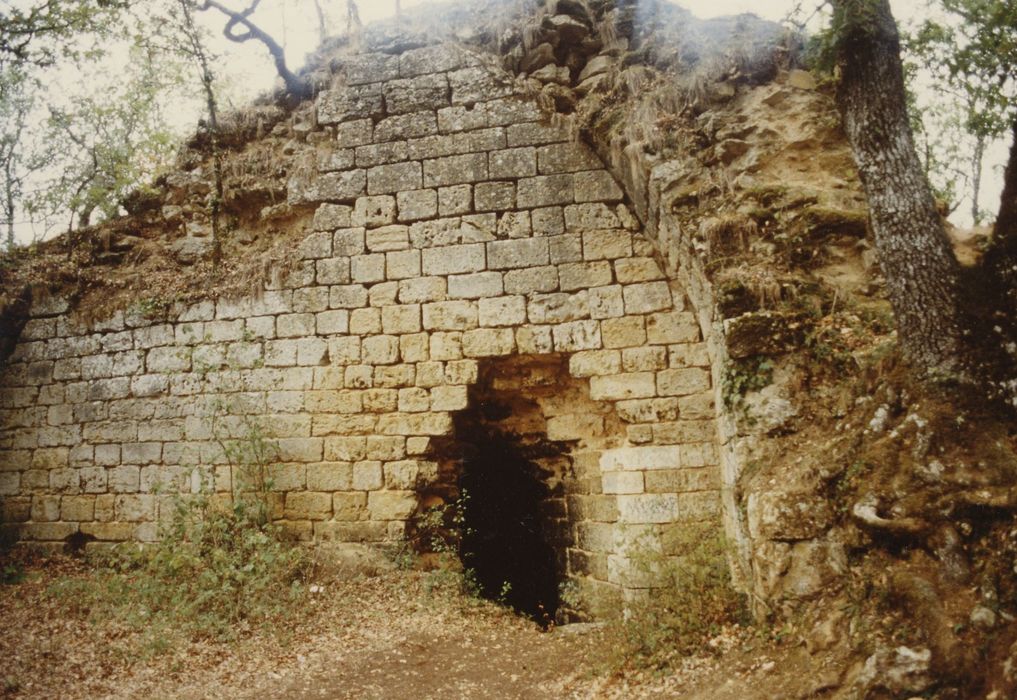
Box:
(0, 553, 834, 700)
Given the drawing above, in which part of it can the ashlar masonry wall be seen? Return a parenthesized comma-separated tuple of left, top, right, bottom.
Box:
(0, 42, 720, 600)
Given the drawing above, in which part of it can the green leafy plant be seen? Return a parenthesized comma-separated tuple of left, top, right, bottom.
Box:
(722, 356, 775, 410)
(595, 526, 748, 671)
(47, 417, 308, 651)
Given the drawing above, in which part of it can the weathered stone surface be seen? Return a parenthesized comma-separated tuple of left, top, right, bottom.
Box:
(318, 84, 383, 124)
(384, 74, 449, 115)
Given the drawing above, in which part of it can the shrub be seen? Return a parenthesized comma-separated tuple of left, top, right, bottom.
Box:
(597, 526, 748, 671)
(48, 417, 310, 651)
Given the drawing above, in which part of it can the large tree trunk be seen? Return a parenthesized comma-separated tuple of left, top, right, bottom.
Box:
(984, 122, 1017, 313)
(833, 0, 965, 375)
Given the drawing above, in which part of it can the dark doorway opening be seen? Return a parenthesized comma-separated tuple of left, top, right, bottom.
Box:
(457, 426, 561, 626)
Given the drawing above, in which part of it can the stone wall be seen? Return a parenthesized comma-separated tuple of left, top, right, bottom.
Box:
(0, 42, 721, 601)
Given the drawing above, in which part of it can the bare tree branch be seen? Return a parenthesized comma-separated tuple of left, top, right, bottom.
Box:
(196, 0, 310, 100)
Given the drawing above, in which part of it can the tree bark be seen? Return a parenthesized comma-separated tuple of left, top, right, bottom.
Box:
(832, 0, 966, 375)
(984, 121, 1017, 310)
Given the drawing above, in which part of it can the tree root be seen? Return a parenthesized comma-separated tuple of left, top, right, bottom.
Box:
(851, 494, 930, 537)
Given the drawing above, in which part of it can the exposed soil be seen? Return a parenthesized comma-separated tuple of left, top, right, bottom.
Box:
(0, 552, 833, 700)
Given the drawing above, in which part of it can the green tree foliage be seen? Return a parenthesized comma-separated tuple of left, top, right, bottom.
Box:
(905, 0, 1017, 224)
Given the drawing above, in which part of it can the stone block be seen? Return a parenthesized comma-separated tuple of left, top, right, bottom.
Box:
(423, 153, 488, 187)
(352, 461, 383, 490)
(349, 254, 384, 284)
(462, 328, 515, 357)
(589, 372, 656, 401)
(478, 296, 526, 327)
(517, 174, 573, 208)
(382, 249, 420, 280)
(552, 320, 601, 352)
(429, 385, 468, 411)
(109, 465, 141, 493)
(384, 74, 449, 114)
(574, 170, 624, 202)
(336, 119, 373, 148)
(535, 208, 567, 239)
(438, 104, 488, 133)
(429, 332, 462, 360)
(374, 111, 438, 142)
(646, 311, 699, 344)
(381, 305, 422, 335)
(398, 387, 430, 412)
(601, 446, 681, 473)
(502, 267, 558, 297)
(515, 326, 554, 354)
(317, 146, 355, 173)
(304, 462, 352, 491)
(449, 67, 512, 104)
(617, 494, 679, 523)
(622, 346, 668, 372)
(547, 413, 604, 441)
(497, 211, 531, 238)
(147, 347, 191, 373)
(400, 44, 473, 77)
(304, 170, 367, 203)
(489, 147, 537, 178)
(334, 227, 366, 256)
(394, 277, 442, 305)
(506, 121, 569, 147)
(330, 285, 369, 310)
(527, 292, 588, 323)
(353, 195, 397, 228)
(656, 368, 711, 396)
(485, 97, 543, 125)
(623, 282, 672, 314)
(681, 442, 719, 467)
(396, 189, 438, 222)
(362, 335, 399, 365)
(285, 491, 332, 520)
(438, 185, 472, 215)
(316, 310, 350, 335)
(588, 285, 625, 319)
(474, 181, 515, 211)
(318, 84, 383, 124)
(367, 490, 417, 520)
(277, 313, 315, 338)
(445, 359, 478, 385)
(337, 52, 400, 85)
(366, 225, 410, 253)
(296, 337, 328, 366)
(569, 349, 621, 377)
(601, 316, 646, 348)
(537, 143, 601, 174)
(349, 309, 382, 335)
(602, 471, 644, 495)
(421, 244, 486, 276)
(369, 281, 399, 306)
(558, 261, 612, 291)
(448, 271, 503, 299)
(332, 492, 368, 520)
(644, 468, 720, 494)
(566, 203, 621, 231)
(487, 238, 549, 270)
(383, 460, 419, 489)
(615, 397, 679, 424)
(325, 436, 367, 462)
(615, 257, 664, 283)
(368, 162, 422, 195)
(420, 300, 479, 332)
